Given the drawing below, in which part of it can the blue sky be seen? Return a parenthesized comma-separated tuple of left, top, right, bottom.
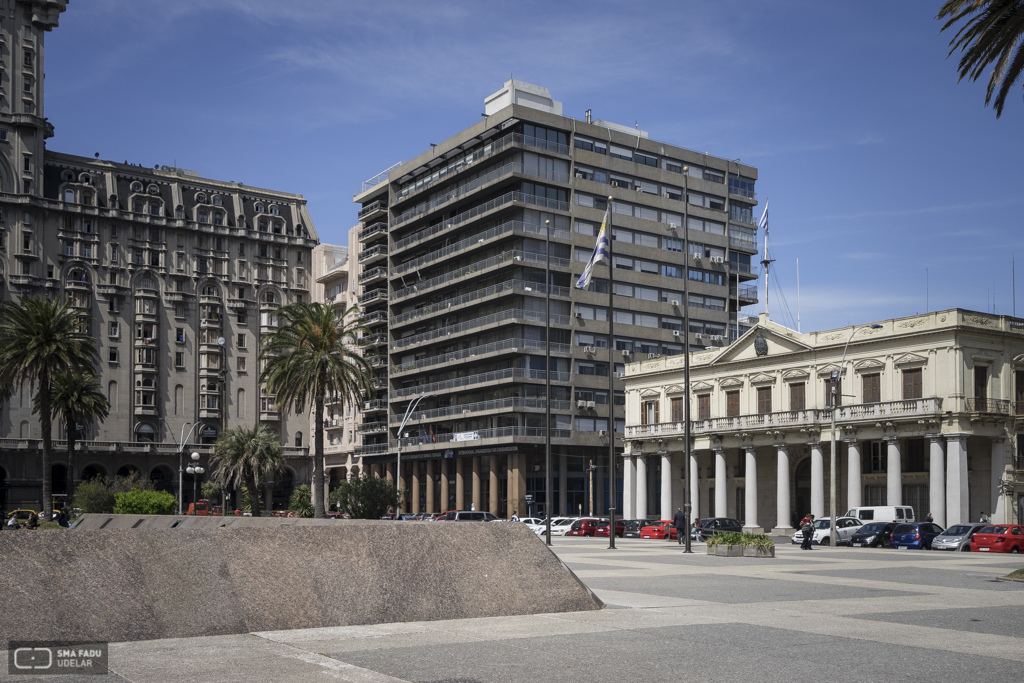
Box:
(44, 1, 1024, 332)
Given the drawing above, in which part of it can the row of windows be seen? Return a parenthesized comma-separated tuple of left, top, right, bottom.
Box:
(575, 333, 687, 357)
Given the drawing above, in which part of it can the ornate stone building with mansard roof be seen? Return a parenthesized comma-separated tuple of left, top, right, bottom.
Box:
(0, 2, 319, 512)
(622, 310, 1024, 533)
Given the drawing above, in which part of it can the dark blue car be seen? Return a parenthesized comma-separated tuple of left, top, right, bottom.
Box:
(890, 522, 944, 549)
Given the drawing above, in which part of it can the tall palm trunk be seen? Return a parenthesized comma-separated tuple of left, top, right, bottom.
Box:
(39, 375, 52, 519)
(313, 395, 325, 518)
(66, 416, 77, 501)
(248, 474, 262, 517)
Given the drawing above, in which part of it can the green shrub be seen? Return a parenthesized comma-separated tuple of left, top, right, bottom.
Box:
(330, 474, 401, 519)
(705, 532, 774, 548)
(289, 484, 314, 518)
(113, 489, 177, 515)
(72, 476, 116, 514)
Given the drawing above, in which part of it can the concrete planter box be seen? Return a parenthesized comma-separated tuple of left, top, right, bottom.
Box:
(707, 545, 775, 558)
(742, 546, 775, 558)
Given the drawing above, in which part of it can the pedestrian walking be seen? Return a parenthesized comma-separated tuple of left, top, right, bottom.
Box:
(511, 510, 519, 522)
(979, 512, 989, 524)
(926, 512, 934, 523)
(800, 515, 815, 550)
(673, 507, 687, 545)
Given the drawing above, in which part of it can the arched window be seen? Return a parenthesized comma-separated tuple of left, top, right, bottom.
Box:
(255, 204, 265, 213)
(212, 196, 223, 206)
(174, 384, 183, 415)
(138, 276, 155, 290)
(237, 388, 246, 418)
(136, 423, 155, 443)
(63, 189, 75, 203)
(264, 292, 276, 304)
(294, 432, 303, 448)
(62, 170, 74, 181)
(19, 420, 29, 438)
(196, 193, 207, 204)
(108, 381, 118, 411)
(79, 174, 91, 184)
(131, 181, 143, 192)
(147, 184, 159, 195)
(269, 205, 279, 215)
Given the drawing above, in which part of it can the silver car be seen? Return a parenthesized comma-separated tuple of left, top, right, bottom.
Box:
(931, 522, 988, 551)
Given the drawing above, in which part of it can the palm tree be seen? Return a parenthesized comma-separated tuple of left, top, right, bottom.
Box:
(0, 296, 99, 519)
(938, 0, 1024, 117)
(260, 303, 374, 517)
(34, 372, 110, 499)
(209, 425, 284, 517)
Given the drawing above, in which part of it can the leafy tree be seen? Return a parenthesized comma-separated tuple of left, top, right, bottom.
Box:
(260, 303, 374, 517)
(111, 470, 154, 494)
(33, 371, 109, 499)
(938, 0, 1024, 117)
(289, 484, 314, 517)
(209, 425, 284, 518)
(0, 296, 99, 519)
(113, 489, 177, 515)
(73, 475, 116, 514)
(201, 481, 222, 502)
(330, 474, 401, 520)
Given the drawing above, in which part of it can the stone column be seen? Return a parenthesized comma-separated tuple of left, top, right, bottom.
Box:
(622, 454, 636, 520)
(455, 457, 466, 511)
(636, 455, 648, 519)
(439, 459, 449, 512)
(991, 437, 1005, 521)
(810, 442, 824, 518)
(689, 451, 699, 522)
(773, 443, 792, 534)
(411, 462, 421, 514)
(558, 454, 567, 517)
(846, 440, 862, 510)
(506, 455, 515, 518)
(714, 448, 727, 517)
(515, 454, 527, 518)
(929, 436, 945, 527)
(743, 445, 758, 531)
(425, 459, 436, 513)
(886, 437, 902, 506)
(489, 455, 499, 514)
(660, 451, 672, 520)
(398, 464, 407, 512)
(385, 462, 394, 483)
(946, 434, 969, 524)
(472, 456, 482, 512)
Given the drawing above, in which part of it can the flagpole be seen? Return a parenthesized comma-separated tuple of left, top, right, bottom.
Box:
(607, 195, 616, 550)
(682, 169, 692, 553)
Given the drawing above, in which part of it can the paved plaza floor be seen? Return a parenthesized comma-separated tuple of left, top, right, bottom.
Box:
(4, 539, 1023, 682)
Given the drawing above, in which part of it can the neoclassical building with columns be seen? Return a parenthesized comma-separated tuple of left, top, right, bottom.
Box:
(622, 309, 1024, 533)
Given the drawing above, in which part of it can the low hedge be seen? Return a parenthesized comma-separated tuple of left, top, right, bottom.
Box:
(705, 532, 775, 549)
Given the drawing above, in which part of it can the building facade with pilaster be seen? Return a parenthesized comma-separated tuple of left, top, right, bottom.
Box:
(622, 309, 1024, 531)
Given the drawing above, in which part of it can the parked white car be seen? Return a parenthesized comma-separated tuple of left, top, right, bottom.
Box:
(546, 517, 578, 536)
(791, 516, 863, 546)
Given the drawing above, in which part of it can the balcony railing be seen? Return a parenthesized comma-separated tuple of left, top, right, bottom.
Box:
(357, 199, 388, 221)
(362, 399, 387, 412)
(359, 288, 387, 305)
(358, 266, 387, 285)
(728, 185, 757, 201)
(391, 162, 570, 227)
(729, 234, 757, 250)
(358, 222, 387, 242)
(392, 337, 570, 374)
(391, 397, 572, 425)
(394, 425, 571, 449)
(360, 310, 388, 325)
(354, 443, 388, 455)
(392, 190, 569, 252)
(392, 249, 570, 300)
(357, 244, 388, 263)
(967, 397, 1011, 414)
(391, 279, 569, 326)
(358, 421, 388, 434)
(625, 398, 944, 439)
(359, 333, 388, 347)
(391, 368, 571, 399)
(391, 308, 570, 350)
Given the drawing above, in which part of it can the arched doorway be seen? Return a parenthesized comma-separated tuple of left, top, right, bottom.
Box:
(116, 464, 141, 480)
(80, 463, 107, 484)
(794, 457, 812, 528)
(271, 468, 295, 510)
(51, 464, 68, 496)
(150, 465, 175, 494)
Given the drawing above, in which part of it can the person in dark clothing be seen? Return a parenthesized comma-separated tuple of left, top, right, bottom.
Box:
(800, 515, 815, 550)
(673, 507, 687, 545)
(25, 513, 39, 530)
(57, 510, 69, 528)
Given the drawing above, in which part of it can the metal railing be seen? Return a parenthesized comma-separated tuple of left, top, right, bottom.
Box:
(357, 244, 387, 262)
(392, 191, 569, 252)
(358, 222, 387, 241)
(392, 249, 570, 300)
(391, 308, 570, 350)
(625, 398, 944, 438)
(357, 200, 387, 220)
(394, 425, 572, 448)
(391, 162, 570, 227)
(358, 288, 387, 305)
(390, 279, 569, 326)
(967, 397, 1011, 414)
(391, 368, 571, 399)
(391, 397, 572, 425)
(729, 234, 757, 250)
(392, 338, 570, 374)
(728, 185, 757, 201)
(357, 421, 388, 434)
(354, 443, 388, 455)
(360, 310, 388, 325)
(360, 161, 404, 194)
(358, 266, 387, 284)
(362, 399, 387, 411)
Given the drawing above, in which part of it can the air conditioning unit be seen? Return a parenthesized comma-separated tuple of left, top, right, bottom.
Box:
(695, 333, 703, 339)
(670, 299, 680, 306)
(575, 171, 584, 178)
(611, 181, 620, 188)
(584, 346, 596, 354)
(586, 401, 596, 409)
(711, 335, 723, 341)
(710, 256, 725, 264)
(574, 311, 583, 318)
(648, 353, 659, 359)
(692, 254, 702, 262)
(668, 223, 679, 230)
(577, 400, 587, 409)
(673, 330, 680, 337)
(621, 351, 632, 360)
(598, 430, 608, 437)
(616, 371, 625, 378)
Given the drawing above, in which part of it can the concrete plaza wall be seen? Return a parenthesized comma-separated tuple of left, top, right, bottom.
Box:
(0, 519, 601, 643)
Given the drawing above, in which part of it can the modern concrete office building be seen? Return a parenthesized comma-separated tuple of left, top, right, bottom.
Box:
(0, 1, 317, 512)
(622, 310, 1024, 530)
(353, 79, 760, 518)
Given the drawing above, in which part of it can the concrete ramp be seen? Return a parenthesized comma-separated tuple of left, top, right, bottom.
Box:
(0, 521, 601, 643)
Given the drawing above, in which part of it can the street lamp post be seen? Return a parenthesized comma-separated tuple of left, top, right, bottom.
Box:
(682, 167, 693, 553)
(829, 323, 883, 545)
(185, 452, 204, 514)
(164, 420, 203, 515)
(395, 393, 435, 515)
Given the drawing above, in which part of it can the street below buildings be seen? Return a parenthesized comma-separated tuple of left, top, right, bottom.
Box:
(5, 537, 1021, 682)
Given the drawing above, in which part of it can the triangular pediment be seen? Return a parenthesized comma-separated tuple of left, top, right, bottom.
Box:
(690, 381, 714, 392)
(854, 359, 884, 371)
(720, 377, 743, 388)
(783, 369, 809, 380)
(894, 352, 927, 366)
(1013, 354, 1024, 366)
(710, 324, 811, 365)
(640, 388, 660, 398)
(817, 363, 842, 377)
(750, 373, 776, 385)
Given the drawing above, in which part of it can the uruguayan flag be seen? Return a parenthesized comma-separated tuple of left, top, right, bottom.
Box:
(574, 204, 612, 290)
(757, 198, 769, 234)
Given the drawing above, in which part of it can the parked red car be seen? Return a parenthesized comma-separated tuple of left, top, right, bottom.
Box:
(969, 524, 1024, 553)
(640, 520, 677, 540)
(595, 519, 626, 538)
(566, 518, 601, 536)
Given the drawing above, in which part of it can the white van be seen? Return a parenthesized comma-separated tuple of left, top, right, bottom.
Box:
(844, 506, 916, 523)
